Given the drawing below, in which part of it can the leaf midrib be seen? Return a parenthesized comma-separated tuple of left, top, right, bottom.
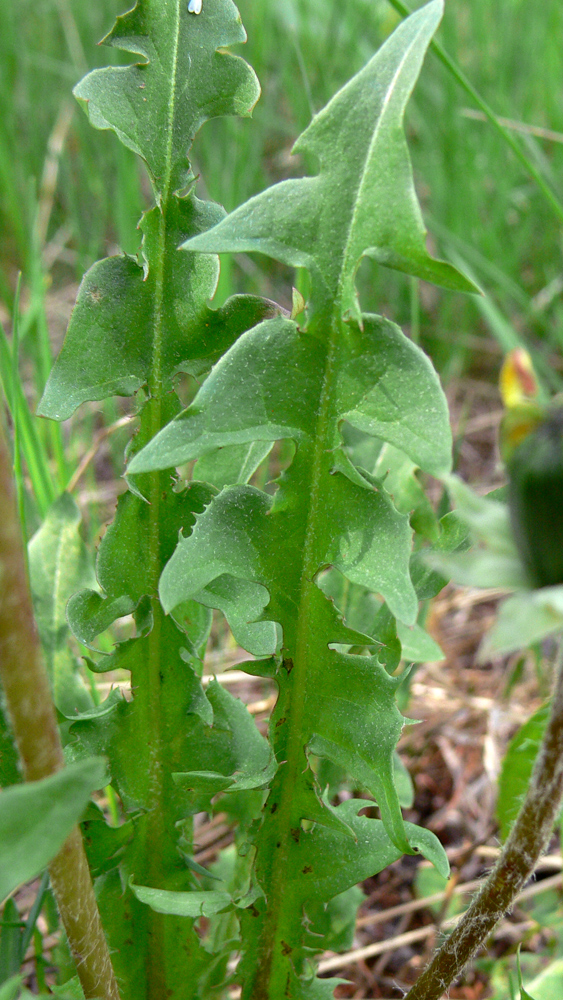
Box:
(338, 20, 426, 305)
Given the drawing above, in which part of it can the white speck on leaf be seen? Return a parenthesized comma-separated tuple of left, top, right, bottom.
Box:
(188, 0, 202, 12)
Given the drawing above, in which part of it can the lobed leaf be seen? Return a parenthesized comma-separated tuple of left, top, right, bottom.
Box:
(130, 313, 452, 478)
(74, 0, 260, 197)
(180, 0, 477, 317)
(38, 211, 275, 420)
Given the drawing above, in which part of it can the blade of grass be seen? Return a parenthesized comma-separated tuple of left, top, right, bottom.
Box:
(10, 276, 26, 545)
(0, 317, 54, 519)
(386, 0, 563, 225)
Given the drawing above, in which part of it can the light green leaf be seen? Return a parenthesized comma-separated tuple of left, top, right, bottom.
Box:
(427, 549, 529, 590)
(480, 587, 563, 658)
(306, 885, 364, 954)
(38, 217, 275, 420)
(130, 883, 231, 917)
(28, 494, 96, 714)
(443, 474, 520, 555)
(130, 313, 452, 479)
(128, 316, 324, 473)
(397, 621, 444, 662)
(337, 321, 453, 478)
(181, 0, 476, 318)
(523, 958, 563, 999)
(66, 591, 137, 650)
(426, 474, 530, 591)
(0, 978, 23, 1000)
(194, 574, 280, 656)
(193, 440, 274, 490)
(50, 979, 86, 1000)
(0, 758, 107, 902)
(28, 494, 96, 649)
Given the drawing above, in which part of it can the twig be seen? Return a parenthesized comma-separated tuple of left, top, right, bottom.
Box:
(318, 872, 563, 975)
(460, 108, 563, 145)
(0, 412, 120, 1000)
(67, 414, 134, 493)
(404, 643, 563, 1000)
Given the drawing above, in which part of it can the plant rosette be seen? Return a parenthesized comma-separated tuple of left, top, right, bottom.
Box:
(427, 473, 563, 660)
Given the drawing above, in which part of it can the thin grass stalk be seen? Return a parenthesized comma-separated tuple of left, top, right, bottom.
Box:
(0, 318, 54, 517)
(10, 275, 27, 544)
(386, 0, 563, 226)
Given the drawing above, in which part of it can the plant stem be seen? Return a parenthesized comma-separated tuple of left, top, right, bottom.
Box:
(0, 409, 120, 1000)
(240, 317, 341, 998)
(404, 640, 563, 1000)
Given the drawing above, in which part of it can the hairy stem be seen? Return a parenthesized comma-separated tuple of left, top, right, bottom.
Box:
(240, 317, 341, 998)
(405, 642, 563, 1000)
(0, 412, 120, 1000)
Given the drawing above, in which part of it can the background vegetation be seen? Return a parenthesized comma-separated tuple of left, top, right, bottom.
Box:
(3, 0, 563, 393)
(1, 0, 563, 996)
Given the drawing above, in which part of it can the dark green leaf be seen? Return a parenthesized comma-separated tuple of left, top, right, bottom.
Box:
(74, 0, 259, 196)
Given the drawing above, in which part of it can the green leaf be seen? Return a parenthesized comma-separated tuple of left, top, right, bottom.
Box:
(195, 575, 280, 657)
(96, 479, 215, 604)
(0, 898, 23, 986)
(0, 702, 20, 788)
(271, 799, 446, 905)
(73, 0, 259, 198)
(34, 3, 284, 999)
(396, 621, 444, 662)
(50, 980, 86, 1000)
(480, 587, 563, 658)
(193, 440, 274, 490)
(130, 313, 452, 479)
(36, 3, 466, 995)
(497, 703, 549, 841)
(130, 883, 232, 918)
(172, 679, 276, 793)
(0, 977, 23, 1000)
(38, 227, 275, 420)
(239, 799, 447, 995)
(426, 474, 529, 590)
(158, 481, 416, 632)
(0, 758, 107, 902)
(306, 885, 364, 954)
(181, 0, 477, 318)
(521, 954, 563, 999)
(27, 494, 96, 714)
(38, 0, 274, 421)
(81, 800, 134, 878)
